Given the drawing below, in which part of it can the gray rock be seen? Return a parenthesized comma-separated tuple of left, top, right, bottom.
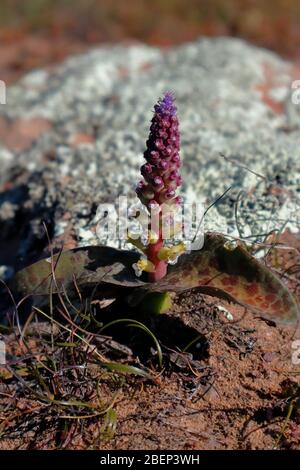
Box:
(0, 37, 300, 272)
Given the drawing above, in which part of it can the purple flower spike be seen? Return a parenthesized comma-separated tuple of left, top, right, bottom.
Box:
(136, 91, 182, 208)
(134, 92, 183, 283)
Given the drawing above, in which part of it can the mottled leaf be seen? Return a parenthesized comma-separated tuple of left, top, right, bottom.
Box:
(13, 245, 145, 297)
(144, 233, 299, 324)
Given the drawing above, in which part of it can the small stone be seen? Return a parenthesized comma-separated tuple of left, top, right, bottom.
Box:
(263, 352, 276, 363)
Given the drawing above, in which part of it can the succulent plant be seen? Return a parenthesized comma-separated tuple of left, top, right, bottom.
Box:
(11, 93, 300, 324)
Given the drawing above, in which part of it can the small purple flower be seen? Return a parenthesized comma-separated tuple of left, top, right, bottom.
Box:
(136, 92, 181, 209)
(154, 92, 178, 116)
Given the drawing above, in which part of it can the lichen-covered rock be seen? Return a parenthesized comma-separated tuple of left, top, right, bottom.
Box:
(0, 38, 300, 276)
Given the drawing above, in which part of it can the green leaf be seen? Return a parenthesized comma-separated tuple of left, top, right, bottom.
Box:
(101, 408, 117, 441)
(137, 292, 173, 315)
(102, 362, 154, 380)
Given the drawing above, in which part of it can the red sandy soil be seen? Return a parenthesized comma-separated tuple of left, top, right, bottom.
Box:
(0, 289, 299, 450)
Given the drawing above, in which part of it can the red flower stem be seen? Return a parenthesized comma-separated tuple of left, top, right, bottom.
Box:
(147, 236, 167, 282)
